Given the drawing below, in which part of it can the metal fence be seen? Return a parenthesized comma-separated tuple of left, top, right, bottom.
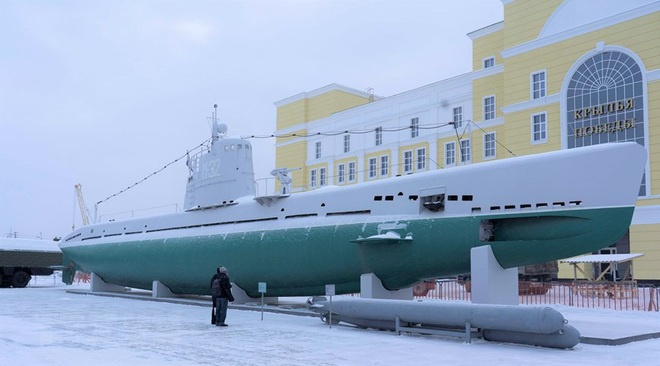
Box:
(414, 279, 659, 312)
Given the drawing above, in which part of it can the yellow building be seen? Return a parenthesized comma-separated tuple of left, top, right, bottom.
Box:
(274, 0, 660, 282)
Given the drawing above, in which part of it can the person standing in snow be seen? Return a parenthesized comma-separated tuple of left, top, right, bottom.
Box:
(210, 266, 234, 326)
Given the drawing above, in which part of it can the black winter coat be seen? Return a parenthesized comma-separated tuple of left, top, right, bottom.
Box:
(210, 273, 233, 299)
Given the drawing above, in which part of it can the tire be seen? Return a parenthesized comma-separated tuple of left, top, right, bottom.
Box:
(413, 283, 430, 297)
(11, 271, 31, 288)
(0, 276, 11, 288)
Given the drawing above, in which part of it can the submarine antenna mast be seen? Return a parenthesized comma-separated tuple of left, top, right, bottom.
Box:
(211, 104, 218, 140)
(210, 103, 227, 141)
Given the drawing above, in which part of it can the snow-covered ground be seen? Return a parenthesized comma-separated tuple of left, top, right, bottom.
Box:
(2, 278, 660, 366)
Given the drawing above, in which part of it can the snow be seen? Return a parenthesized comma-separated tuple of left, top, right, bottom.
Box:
(373, 231, 401, 239)
(360, 231, 402, 240)
(2, 278, 660, 365)
(0, 237, 61, 252)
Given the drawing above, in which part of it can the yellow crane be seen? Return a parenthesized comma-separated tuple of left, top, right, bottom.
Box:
(73, 184, 90, 230)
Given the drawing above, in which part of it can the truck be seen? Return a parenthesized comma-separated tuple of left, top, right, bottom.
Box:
(0, 237, 63, 288)
(519, 261, 559, 282)
(458, 261, 559, 295)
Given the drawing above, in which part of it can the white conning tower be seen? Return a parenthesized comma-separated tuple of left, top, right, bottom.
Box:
(183, 111, 255, 210)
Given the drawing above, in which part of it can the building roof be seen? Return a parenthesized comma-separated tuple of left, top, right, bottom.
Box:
(560, 253, 644, 264)
(273, 83, 378, 107)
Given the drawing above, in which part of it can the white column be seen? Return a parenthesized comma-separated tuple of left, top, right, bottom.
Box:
(360, 273, 412, 300)
(470, 245, 519, 305)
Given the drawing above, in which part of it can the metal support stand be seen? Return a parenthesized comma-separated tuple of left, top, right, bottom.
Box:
(152, 280, 175, 298)
(329, 295, 333, 329)
(395, 317, 474, 343)
(90, 273, 126, 293)
(360, 273, 412, 300)
(260, 292, 264, 321)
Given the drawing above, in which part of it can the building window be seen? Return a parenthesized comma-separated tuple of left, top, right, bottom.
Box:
(483, 56, 495, 69)
(315, 142, 321, 159)
(348, 161, 356, 182)
(460, 139, 471, 164)
(337, 164, 345, 184)
(445, 142, 456, 166)
(483, 132, 496, 159)
(532, 112, 547, 143)
(452, 106, 463, 128)
(403, 150, 413, 173)
(343, 134, 350, 153)
(368, 157, 377, 179)
(416, 147, 426, 171)
(319, 167, 326, 187)
(531, 71, 546, 100)
(375, 127, 383, 146)
(310, 169, 317, 189)
(411, 117, 419, 138)
(483, 96, 495, 121)
(380, 155, 389, 177)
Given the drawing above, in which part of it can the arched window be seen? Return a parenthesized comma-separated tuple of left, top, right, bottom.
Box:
(566, 50, 645, 195)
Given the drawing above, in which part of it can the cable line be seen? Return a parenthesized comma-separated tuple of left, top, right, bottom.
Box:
(95, 138, 212, 206)
(95, 119, 515, 206)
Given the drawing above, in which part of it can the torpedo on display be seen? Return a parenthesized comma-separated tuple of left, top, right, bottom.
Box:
(58, 108, 648, 298)
(306, 296, 581, 349)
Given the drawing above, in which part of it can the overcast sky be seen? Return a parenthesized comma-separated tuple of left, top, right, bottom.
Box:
(0, 0, 503, 240)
